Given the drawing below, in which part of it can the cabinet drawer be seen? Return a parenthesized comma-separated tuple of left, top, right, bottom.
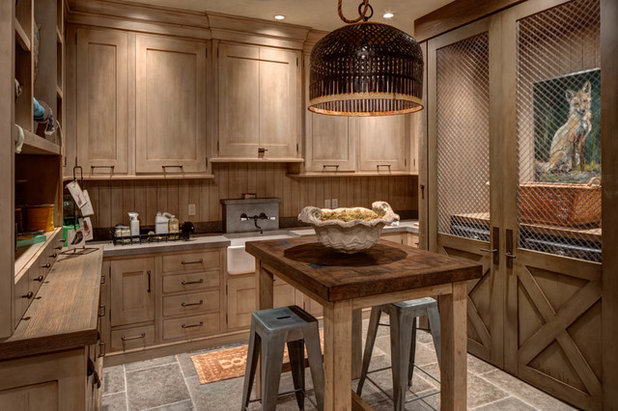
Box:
(110, 325, 155, 352)
(162, 250, 220, 273)
(13, 272, 31, 324)
(162, 270, 219, 293)
(162, 290, 220, 318)
(162, 313, 219, 341)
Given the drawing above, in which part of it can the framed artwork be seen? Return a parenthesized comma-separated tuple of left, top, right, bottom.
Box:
(533, 68, 601, 183)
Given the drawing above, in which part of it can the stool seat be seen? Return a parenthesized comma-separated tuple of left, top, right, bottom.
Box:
(241, 305, 324, 411)
(357, 298, 441, 411)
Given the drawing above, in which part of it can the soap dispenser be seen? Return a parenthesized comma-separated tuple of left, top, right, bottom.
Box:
(128, 212, 140, 237)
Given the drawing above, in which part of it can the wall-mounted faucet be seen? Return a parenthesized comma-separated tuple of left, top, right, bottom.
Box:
(239, 212, 276, 234)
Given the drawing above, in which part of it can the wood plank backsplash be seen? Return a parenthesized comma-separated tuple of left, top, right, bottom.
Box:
(83, 163, 418, 228)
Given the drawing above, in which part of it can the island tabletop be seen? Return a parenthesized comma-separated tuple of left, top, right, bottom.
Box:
(246, 237, 482, 411)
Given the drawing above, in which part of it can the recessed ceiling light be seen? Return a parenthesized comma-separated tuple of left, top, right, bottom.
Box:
(383, 12, 394, 19)
(274, 15, 285, 20)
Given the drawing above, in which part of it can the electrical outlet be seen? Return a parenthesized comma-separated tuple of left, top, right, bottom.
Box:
(324, 199, 331, 208)
(331, 198, 338, 208)
(188, 203, 196, 216)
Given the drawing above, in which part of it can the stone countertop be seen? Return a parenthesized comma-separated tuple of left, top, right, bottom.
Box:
(99, 220, 419, 257)
(100, 234, 231, 257)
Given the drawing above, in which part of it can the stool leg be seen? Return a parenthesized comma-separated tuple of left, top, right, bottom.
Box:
(305, 326, 325, 411)
(408, 318, 417, 387)
(427, 305, 441, 366)
(261, 334, 286, 411)
(356, 307, 381, 396)
(390, 311, 414, 411)
(241, 325, 260, 411)
(287, 340, 306, 410)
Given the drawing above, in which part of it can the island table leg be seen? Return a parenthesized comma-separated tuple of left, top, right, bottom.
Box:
(323, 300, 353, 411)
(439, 281, 468, 411)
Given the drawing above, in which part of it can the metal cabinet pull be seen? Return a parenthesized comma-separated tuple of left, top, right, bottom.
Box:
(98, 342, 106, 358)
(41, 263, 51, 269)
(146, 271, 151, 293)
(480, 248, 498, 253)
(376, 164, 392, 170)
(181, 321, 204, 328)
(258, 147, 268, 154)
(121, 333, 146, 342)
(181, 259, 203, 265)
(181, 278, 204, 285)
(49, 253, 57, 258)
(162, 165, 184, 172)
(98, 304, 106, 317)
(506, 252, 517, 259)
(181, 300, 204, 307)
(322, 164, 340, 170)
(55, 245, 63, 250)
(91, 165, 115, 170)
(34, 275, 44, 282)
(21, 291, 34, 299)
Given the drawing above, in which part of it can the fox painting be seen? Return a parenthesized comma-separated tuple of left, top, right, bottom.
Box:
(539, 81, 592, 173)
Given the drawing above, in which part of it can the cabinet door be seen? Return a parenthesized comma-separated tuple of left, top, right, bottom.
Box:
(358, 115, 408, 172)
(76, 29, 128, 174)
(218, 43, 260, 158)
(259, 47, 300, 158)
(110, 257, 155, 327)
(305, 114, 357, 172)
(135, 35, 207, 173)
(226, 275, 256, 329)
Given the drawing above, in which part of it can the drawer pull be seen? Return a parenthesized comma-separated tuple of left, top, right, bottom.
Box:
(99, 304, 106, 317)
(181, 278, 204, 286)
(21, 291, 34, 299)
(98, 341, 106, 358)
(41, 263, 51, 269)
(55, 245, 63, 250)
(181, 259, 204, 265)
(181, 321, 204, 329)
(121, 333, 146, 342)
(181, 300, 204, 307)
(49, 253, 57, 258)
(34, 275, 44, 282)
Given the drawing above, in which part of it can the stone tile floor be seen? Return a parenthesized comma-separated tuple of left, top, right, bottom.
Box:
(102, 318, 575, 410)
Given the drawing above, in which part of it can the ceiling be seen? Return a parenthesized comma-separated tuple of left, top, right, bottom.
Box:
(123, 0, 453, 34)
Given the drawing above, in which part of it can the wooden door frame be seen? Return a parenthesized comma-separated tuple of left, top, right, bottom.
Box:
(600, 0, 617, 408)
(426, 16, 505, 367)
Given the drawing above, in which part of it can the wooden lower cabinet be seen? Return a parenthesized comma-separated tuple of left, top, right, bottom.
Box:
(226, 275, 257, 330)
(104, 248, 225, 357)
(0, 348, 101, 411)
(382, 232, 419, 248)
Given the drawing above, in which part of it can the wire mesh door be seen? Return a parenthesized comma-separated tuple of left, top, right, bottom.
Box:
(430, 23, 503, 366)
(516, 0, 601, 262)
(508, 0, 603, 408)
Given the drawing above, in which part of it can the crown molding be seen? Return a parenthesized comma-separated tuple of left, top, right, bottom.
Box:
(67, 0, 311, 48)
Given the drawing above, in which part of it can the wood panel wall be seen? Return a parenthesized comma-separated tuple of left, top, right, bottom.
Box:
(83, 163, 418, 228)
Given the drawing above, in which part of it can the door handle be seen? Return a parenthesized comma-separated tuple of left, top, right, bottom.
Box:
(480, 227, 500, 265)
(506, 229, 515, 269)
(146, 270, 151, 293)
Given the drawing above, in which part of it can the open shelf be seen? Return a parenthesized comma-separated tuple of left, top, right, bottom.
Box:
(14, 18, 31, 51)
(20, 129, 61, 156)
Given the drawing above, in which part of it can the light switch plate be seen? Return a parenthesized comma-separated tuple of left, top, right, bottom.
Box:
(331, 198, 338, 208)
(188, 203, 196, 216)
(324, 199, 331, 208)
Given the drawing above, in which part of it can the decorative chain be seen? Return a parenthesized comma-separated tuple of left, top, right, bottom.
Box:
(337, 0, 371, 23)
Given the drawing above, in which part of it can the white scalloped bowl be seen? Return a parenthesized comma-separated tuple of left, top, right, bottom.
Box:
(298, 201, 400, 254)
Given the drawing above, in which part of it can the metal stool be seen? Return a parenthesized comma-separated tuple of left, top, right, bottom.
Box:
(357, 297, 441, 410)
(241, 305, 325, 411)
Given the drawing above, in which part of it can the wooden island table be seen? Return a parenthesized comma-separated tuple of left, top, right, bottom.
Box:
(246, 236, 482, 411)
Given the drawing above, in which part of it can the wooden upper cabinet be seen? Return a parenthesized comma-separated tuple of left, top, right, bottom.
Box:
(110, 257, 155, 327)
(135, 35, 207, 173)
(305, 114, 357, 172)
(358, 115, 409, 172)
(76, 28, 129, 174)
(218, 43, 260, 158)
(217, 42, 301, 159)
(258, 47, 300, 158)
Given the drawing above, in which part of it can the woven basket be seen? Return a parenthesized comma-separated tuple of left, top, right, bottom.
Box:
(519, 177, 601, 227)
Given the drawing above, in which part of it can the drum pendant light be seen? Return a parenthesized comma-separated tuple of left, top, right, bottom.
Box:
(308, 0, 424, 116)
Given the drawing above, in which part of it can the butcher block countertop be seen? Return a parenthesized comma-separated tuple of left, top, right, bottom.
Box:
(0, 247, 103, 361)
(246, 236, 481, 302)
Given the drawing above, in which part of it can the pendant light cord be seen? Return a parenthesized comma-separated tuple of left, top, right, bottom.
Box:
(338, 0, 371, 23)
